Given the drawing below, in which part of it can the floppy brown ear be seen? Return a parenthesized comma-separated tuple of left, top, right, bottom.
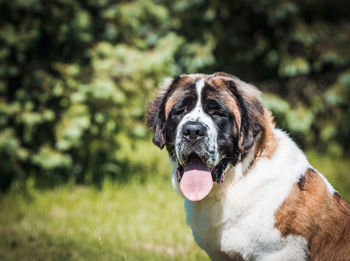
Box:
(146, 77, 175, 149)
(226, 78, 265, 158)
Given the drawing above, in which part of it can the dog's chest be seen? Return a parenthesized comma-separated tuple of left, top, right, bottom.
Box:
(185, 196, 279, 259)
(184, 174, 307, 260)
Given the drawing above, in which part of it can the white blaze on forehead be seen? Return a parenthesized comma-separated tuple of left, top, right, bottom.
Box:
(175, 78, 219, 166)
(194, 78, 205, 115)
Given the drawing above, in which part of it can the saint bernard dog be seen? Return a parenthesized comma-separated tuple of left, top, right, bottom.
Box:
(146, 73, 350, 261)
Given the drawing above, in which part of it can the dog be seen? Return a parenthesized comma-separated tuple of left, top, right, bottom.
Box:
(146, 73, 350, 260)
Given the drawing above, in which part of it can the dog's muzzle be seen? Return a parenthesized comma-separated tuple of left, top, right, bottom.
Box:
(176, 121, 226, 184)
(179, 121, 209, 165)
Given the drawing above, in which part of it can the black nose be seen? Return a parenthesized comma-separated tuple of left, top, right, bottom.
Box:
(182, 122, 206, 142)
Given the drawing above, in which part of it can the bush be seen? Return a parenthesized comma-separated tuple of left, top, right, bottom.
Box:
(0, 0, 349, 189)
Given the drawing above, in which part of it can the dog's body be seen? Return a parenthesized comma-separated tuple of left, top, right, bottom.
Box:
(146, 73, 350, 260)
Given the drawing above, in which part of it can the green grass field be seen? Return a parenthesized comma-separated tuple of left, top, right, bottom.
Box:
(0, 178, 209, 261)
(0, 152, 349, 261)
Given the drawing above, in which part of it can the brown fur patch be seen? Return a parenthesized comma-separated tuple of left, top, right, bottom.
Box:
(254, 110, 278, 159)
(206, 77, 242, 128)
(274, 168, 350, 260)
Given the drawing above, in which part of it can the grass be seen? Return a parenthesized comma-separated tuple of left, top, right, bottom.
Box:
(0, 151, 349, 261)
(0, 178, 209, 261)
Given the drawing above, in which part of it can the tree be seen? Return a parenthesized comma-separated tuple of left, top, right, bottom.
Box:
(0, 0, 349, 189)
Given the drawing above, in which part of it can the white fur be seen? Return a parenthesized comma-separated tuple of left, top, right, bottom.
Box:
(171, 129, 312, 260)
(175, 78, 219, 167)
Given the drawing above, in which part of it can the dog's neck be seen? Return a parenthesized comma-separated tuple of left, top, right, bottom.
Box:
(209, 144, 256, 199)
(210, 116, 278, 199)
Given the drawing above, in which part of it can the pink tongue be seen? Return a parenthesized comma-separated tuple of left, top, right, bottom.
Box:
(180, 156, 213, 201)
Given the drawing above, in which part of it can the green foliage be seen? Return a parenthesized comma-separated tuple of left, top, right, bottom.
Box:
(166, 0, 350, 152)
(0, 0, 182, 189)
(0, 0, 349, 188)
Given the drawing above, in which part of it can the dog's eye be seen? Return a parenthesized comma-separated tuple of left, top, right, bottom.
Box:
(206, 101, 226, 118)
(174, 108, 186, 116)
(209, 110, 226, 118)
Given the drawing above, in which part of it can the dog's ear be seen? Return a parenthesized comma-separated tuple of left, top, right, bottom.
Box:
(146, 77, 175, 149)
(227, 79, 265, 157)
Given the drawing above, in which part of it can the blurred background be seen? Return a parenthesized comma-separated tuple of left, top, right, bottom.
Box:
(0, 0, 349, 260)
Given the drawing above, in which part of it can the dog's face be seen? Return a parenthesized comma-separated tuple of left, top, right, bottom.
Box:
(147, 73, 265, 196)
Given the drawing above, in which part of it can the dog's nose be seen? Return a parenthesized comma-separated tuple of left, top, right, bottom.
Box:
(182, 122, 206, 142)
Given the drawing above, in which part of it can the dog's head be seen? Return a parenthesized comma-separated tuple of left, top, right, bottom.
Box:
(146, 73, 266, 200)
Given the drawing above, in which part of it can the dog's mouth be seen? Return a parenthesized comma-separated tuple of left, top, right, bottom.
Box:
(176, 154, 228, 201)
